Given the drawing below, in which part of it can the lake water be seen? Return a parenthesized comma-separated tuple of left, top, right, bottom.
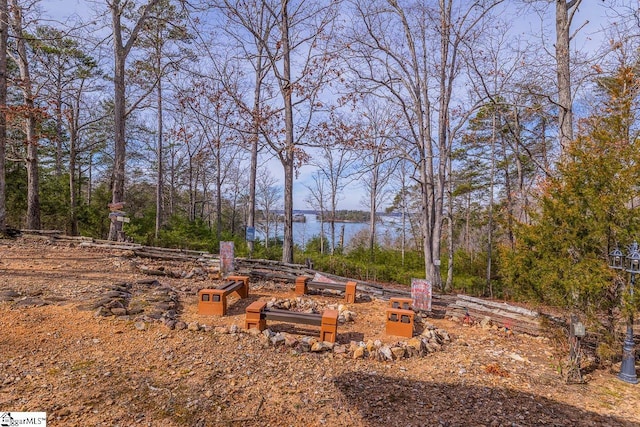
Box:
(256, 213, 405, 248)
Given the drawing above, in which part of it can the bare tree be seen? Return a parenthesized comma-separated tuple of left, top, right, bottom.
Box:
(356, 99, 399, 258)
(220, 0, 338, 263)
(310, 118, 359, 254)
(347, 0, 502, 289)
(256, 166, 281, 249)
(107, 0, 160, 241)
(215, 0, 277, 258)
(304, 170, 329, 254)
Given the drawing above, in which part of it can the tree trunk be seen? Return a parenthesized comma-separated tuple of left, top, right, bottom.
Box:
(109, 4, 127, 240)
(486, 110, 496, 298)
(0, 0, 7, 233)
(108, 0, 160, 240)
(55, 70, 63, 176)
(68, 103, 79, 236)
(10, 0, 40, 230)
(155, 60, 163, 240)
(446, 154, 454, 293)
(281, 0, 294, 264)
(247, 23, 266, 259)
(368, 169, 377, 260)
(556, 0, 581, 154)
(215, 140, 222, 242)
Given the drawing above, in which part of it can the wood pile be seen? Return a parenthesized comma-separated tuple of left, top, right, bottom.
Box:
(445, 294, 542, 335)
(27, 233, 219, 265)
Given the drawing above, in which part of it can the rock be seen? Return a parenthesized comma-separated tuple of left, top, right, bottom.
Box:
(333, 344, 347, 355)
(14, 297, 48, 307)
(284, 334, 298, 347)
(348, 341, 361, 353)
(110, 307, 127, 316)
(94, 307, 111, 317)
(406, 338, 423, 351)
(229, 324, 239, 334)
(0, 289, 21, 301)
(379, 346, 393, 361)
(311, 341, 331, 352)
(105, 299, 125, 309)
(188, 322, 200, 331)
(262, 329, 273, 338)
(247, 327, 262, 336)
(508, 352, 526, 362)
(271, 333, 286, 347)
(88, 297, 114, 310)
(163, 319, 176, 330)
(391, 347, 406, 360)
(155, 302, 175, 311)
(426, 342, 441, 353)
(298, 337, 315, 352)
(480, 316, 492, 329)
(185, 267, 205, 279)
(214, 326, 230, 334)
(258, 335, 270, 348)
(353, 346, 365, 359)
(365, 340, 376, 352)
(174, 321, 187, 331)
(105, 290, 129, 298)
(134, 321, 146, 331)
(439, 330, 451, 342)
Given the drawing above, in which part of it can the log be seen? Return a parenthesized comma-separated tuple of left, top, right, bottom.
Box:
(456, 294, 538, 317)
(445, 295, 543, 336)
(449, 301, 540, 325)
(21, 229, 63, 235)
(79, 242, 142, 251)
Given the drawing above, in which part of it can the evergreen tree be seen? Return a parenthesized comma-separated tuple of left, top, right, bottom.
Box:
(501, 63, 640, 326)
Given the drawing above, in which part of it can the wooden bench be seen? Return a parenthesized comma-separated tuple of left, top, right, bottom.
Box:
(386, 297, 415, 338)
(244, 300, 339, 343)
(198, 275, 250, 316)
(295, 276, 357, 303)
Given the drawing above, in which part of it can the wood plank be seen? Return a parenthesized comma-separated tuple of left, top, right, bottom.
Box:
(264, 309, 322, 326)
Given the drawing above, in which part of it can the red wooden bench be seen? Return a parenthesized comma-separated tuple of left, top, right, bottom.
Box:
(295, 276, 357, 303)
(245, 300, 339, 343)
(198, 275, 250, 316)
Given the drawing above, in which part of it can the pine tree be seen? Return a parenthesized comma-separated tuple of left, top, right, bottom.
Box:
(501, 63, 640, 324)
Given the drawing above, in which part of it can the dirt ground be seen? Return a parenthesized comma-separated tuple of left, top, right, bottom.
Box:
(0, 237, 639, 426)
